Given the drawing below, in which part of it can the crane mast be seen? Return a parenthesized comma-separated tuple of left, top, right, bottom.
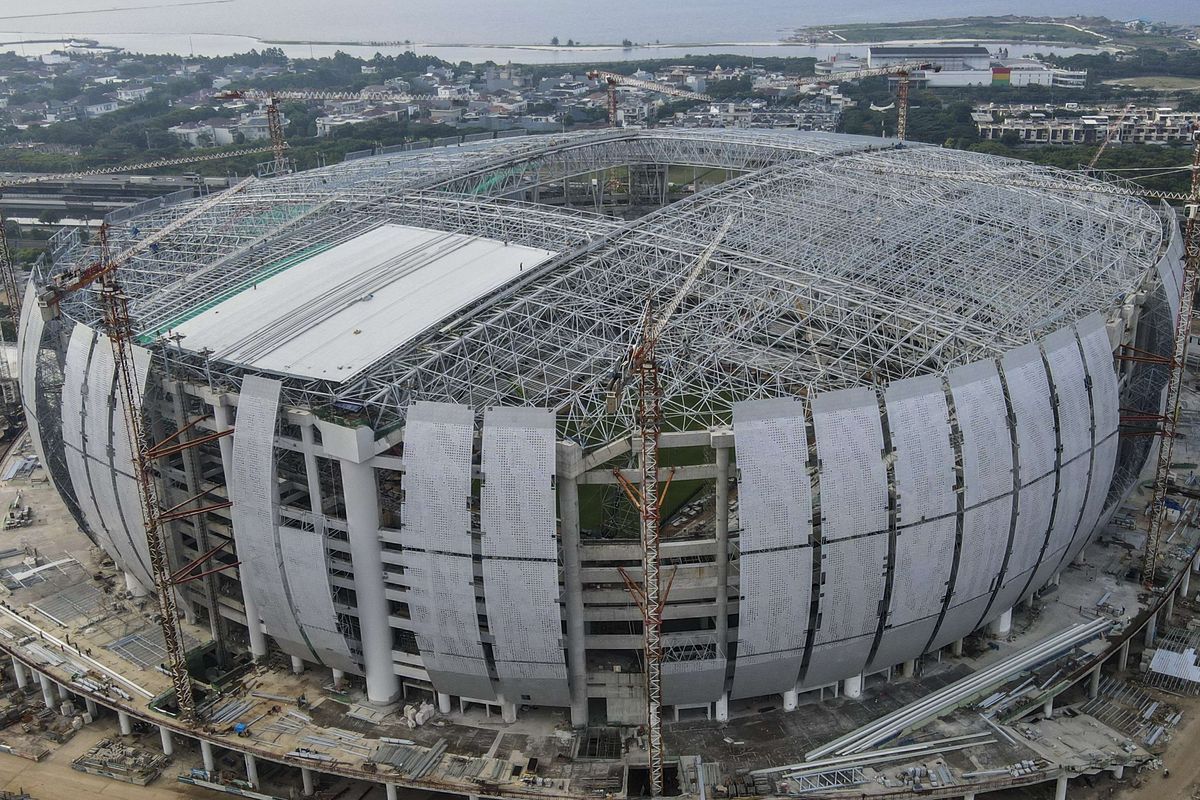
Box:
(795, 62, 935, 142)
(587, 70, 714, 127)
(1141, 135, 1200, 584)
(612, 216, 733, 797)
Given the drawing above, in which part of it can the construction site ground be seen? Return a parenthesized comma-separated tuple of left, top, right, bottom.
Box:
(0, 377, 1199, 798)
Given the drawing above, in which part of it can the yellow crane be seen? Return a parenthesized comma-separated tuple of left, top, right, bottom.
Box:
(795, 61, 938, 141)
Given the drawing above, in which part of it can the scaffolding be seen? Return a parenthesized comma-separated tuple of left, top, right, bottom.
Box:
(36, 129, 1164, 448)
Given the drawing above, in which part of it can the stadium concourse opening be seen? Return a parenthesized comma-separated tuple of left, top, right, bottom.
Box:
(6, 128, 1190, 799)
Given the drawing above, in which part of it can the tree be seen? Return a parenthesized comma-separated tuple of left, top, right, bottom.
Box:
(37, 211, 61, 225)
(622, 39, 634, 49)
(567, 39, 576, 47)
(550, 37, 559, 46)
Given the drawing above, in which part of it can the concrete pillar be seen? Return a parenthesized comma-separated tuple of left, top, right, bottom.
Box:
(85, 697, 97, 717)
(1192, 551, 1200, 573)
(301, 766, 315, 797)
(500, 698, 517, 724)
(1165, 592, 1175, 620)
(159, 725, 174, 756)
(331, 668, 345, 689)
(38, 673, 55, 708)
(901, 659, 917, 678)
(557, 441, 589, 727)
(213, 399, 268, 660)
(1181, 567, 1191, 599)
(964, 794, 976, 800)
(713, 435, 732, 662)
(715, 693, 729, 723)
(244, 752, 259, 787)
(291, 655, 305, 675)
(782, 688, 798, 712)
(1146, 612, 1158, 647)
(951, 638, 964, 657)
(57, 682, 71, 703)
(1112, 765, 1124, 780)
(124, 570, 149, 597)
(1042, 697, 1054, 718)
(1118, 639, 1131, 672)
(118, 710, 132, 736)
(200, 739, 215, 773)
(437, 692, 452, 714)
(1055, 773, 1069, 800)
(385, 784, 398, 800)
(991, 607, 1013, 637)
(844, 674, 864, 700)
(9, 656, 27, 689)
(1089, 665, 1101, 699)
(333, 444, 400, 704)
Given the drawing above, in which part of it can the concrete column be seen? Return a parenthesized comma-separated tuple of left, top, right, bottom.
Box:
(1118, 639, 1131, 672)
(713, 434, 732, 661)
(10, 656, 27, 689)
(291, 655, 305, 675)
(385, 784, 398, 800)
(1112, 765, 1124, 780)
(499, 697, 517, 724)
(57, 682, 71, 703)
(964, 794, 976, 800)
(951, 638, 964, 657)
(38, 673, 55, 708)
(1165, 592, 1175, 620)
(336, 452, 400, 704)
(85, 697, 97, 717)
(782, 688, 798, 712)
(715, 693, 729, 723)
(1181, 567, 1191, 599)
(213, 399, 268, 660)
(244, 752, 259, 787)
(159, 725, 174, 756)
(124, 570, 149, 597)
(301, 766, 315, 797)
(118, 710, 132, 735)
(1042, 697, 1054, 718)
(1192, 551, 1200, 573)
(1054, 773, 1069, 800)
(1145, 612, 1158, 647)
(844, 674, 864, 700)
(331, 668, 345, 689)
(200, 739, 215, 773)
(1088, 665, 1101, 699)
(901, 659, 916, 678)
(437, 692, 452, 714)
(991, 607, 1013, 637)
(557, 441, 588, 727)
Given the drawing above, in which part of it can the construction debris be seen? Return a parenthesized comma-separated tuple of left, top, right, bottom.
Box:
(71, 737, 169, 785)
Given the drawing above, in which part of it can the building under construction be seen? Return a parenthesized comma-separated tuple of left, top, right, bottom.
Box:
(6, 128, 1196, 797)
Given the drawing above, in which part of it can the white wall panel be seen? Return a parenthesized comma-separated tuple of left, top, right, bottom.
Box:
(949, 495, 1011, 611)
(888, 517, 956, 628)
(1031, 454, 1089, 592)
(812, 388, 887, 542)
(1043, 328, 1091, 461)
(885, 376, 956, 524)
(230, 375, 308, 657)
(61, 326, 107, 551)
(1001, 344, 1057, 481)
(1077, 314, 1119, 439)
(480, 407, 568, 704)
(277, 524, 357, 673)
(731, 398, 813, 697)
(812, 532, 886, 674)
(16, 281, 48, 471)
(1068, 432, 1119, 566)
(405, 401, 493, 699)
(949, 360, 1013, 506)
(109, 340, 155, 579)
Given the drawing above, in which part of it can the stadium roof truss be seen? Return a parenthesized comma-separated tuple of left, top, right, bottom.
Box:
(40, 129, 1164, 447)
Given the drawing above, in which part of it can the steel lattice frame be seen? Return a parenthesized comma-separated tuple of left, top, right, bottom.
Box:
(38, 129, 1165, 449)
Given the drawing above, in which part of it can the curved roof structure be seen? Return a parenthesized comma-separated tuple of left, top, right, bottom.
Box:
(43, 129, 1165, 445)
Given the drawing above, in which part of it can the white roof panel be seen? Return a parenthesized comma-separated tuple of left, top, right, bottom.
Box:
(172, 224, 556, 382)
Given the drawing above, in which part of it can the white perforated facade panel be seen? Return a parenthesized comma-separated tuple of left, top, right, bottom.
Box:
(950, 495, 1011, 609)
(815, 534, 886, 644)
(949, 360, 1013, 506)
(888, 517, 955, 628)
(1007, 473, 1056, 577)
(1001, 344, 1057, 481)
(277, 524, 358, 673)
(61, 325, 113, 562)
(1031, 454, 1089, 591)
(731, 398, 814, 697)
(230, 376, 308, 657)
(405, 401, 493, 699)
(1043, 328, 1091, 461)
(1077, 314, 1119, 439)
(1069, 432, 1119, 566)
(110, 340, 155, 579)
(480, 407, 568, 704)
(16, 281, 47, 471)
(885, 376, 956, 524)
(812, 388, 887, 542)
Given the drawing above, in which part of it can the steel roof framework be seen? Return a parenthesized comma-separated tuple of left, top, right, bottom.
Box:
(39, 129, 1163, 447)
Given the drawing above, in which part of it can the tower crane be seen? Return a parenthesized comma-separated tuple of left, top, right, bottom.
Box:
(586, 70, 713, 127)
(1086, 103, 1136, 172)
(216, 89, 429, 174)
(795, 62, 937, 141)
(38, 177, 257, 723)
(608, 215, 734, 797)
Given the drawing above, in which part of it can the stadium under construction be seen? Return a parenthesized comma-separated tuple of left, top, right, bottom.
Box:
(4, 128, 1199, 798)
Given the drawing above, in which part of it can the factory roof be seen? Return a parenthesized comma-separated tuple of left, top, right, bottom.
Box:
(42, 128, 1166, 444)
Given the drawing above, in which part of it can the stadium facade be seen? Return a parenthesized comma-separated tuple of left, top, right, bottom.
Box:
(17, 129, 1184, 725)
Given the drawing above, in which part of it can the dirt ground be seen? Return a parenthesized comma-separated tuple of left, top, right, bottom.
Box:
(1114, 695, 1200, 800)
(0, 718, 213, 799)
